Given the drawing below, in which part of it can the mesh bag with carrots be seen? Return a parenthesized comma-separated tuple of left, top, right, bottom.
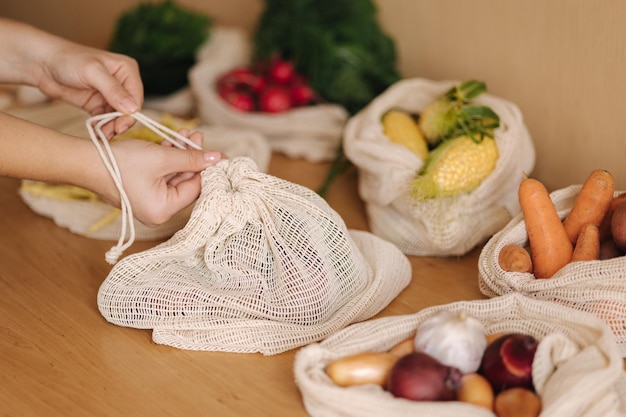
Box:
(18, 108, 271, 241)
(97, 157, 411, 354)
(294, 293, 626, 417)
(342, 78, 536, 256)
(188, 27, 349, 163)
(478, 170, 626, 356)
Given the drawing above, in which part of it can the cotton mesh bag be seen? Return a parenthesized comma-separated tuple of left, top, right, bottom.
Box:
(478, 185, 626, 356)
(17, 107, 270, 241)
(188, 26, 348, 163)
(95, 151, 411, 354)
(343, 78, 536, 256)
(294, 293, 626, 417)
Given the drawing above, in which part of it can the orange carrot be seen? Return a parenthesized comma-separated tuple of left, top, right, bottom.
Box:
(519, 176, 573, 279)
(498, 244, 533, 273)
(562, 169, 614, 245)
(598, 192, 626, 241)
(571, 223, 600, 262)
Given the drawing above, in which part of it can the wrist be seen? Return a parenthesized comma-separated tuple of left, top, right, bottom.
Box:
(70, 138, 119, 205)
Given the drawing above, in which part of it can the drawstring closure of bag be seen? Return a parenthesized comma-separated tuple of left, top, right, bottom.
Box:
(86, 111, 203, 265)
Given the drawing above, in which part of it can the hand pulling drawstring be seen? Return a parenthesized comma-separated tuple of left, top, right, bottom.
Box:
(85, 111, 203, 265)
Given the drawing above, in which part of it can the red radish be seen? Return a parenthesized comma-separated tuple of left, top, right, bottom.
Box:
(268, 59, 296, 84)
(290, 83, 316, 106)
(259, 86, 292, 113)
(218, 67, 265, 93)
(215, 57, 321, 113)
(220, 90, 255, 112)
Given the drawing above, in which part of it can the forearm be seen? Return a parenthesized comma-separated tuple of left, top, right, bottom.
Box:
(0, 112, 112, 191)
(0, 18, 65, 87)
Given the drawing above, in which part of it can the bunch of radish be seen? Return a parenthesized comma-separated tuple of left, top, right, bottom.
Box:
(216, 57, 319, 113)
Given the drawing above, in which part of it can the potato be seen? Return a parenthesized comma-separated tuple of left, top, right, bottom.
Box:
(498, 244, 533, 273)
(610, 200, 626, 252)
(494, 387, 541, 417)
(456, 373, 494, 410)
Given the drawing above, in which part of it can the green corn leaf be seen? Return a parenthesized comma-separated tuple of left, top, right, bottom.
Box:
(457, 80, 487, 101)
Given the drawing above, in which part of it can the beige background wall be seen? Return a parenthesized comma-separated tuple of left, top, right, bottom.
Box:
(2, 0, 625, 191)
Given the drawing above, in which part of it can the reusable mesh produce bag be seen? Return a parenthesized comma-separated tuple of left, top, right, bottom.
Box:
(188, 26, 349, 163)
(478, 185, 626, 356)
(343, 78, 536, 256)
(97, 156, 411, 354)
(294, 293, 626, 417)
(18, 108, 270, 241)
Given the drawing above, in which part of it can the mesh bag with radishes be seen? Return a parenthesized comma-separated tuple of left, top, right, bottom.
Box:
(294, 293, 626, 417)
(188, 26, 349, 162)
(478, 169, 626, 356)
(342, 78, 536, 257)
(189, 1, 402, 163)
(97, 157, 411, 354)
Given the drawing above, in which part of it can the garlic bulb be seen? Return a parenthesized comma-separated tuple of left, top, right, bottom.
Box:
(414, 310, 487, 374)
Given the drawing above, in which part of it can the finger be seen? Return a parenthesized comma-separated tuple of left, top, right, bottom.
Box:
(188, 130, 204, 149)
(87, 63, 140, 114)
(167, 171, 196, 187)
(166, 173, 203, 212)
(114, 115, 136, 135)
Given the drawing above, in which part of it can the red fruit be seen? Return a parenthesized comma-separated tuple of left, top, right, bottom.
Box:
(387, 352, 463, 402)
(268, 59, 296, 84)
(220, 89, 255, 112)
(480, 333, 538, 393)
(290, 84, 316, 106)
(218, 67, 265, 93)
(259, 86, 292, 113)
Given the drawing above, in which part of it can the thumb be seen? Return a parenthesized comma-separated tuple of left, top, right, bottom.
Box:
(170, 148, 222, 174)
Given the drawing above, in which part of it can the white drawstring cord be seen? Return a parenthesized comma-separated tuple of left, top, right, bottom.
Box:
(85, 111, 203, 264)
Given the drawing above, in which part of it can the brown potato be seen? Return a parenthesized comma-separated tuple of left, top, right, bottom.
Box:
(610, 200, 626, 251)
(494, 387, 541, 417)
(456, 373, 494, 410)
(498, 244, 533, 273)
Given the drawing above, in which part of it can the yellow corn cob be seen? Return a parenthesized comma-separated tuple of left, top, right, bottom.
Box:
(382, 109, 429, 161)
(411, 135, 498, 201)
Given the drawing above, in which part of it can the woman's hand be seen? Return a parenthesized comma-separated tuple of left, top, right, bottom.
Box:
(101, 130, 223, 227)
(0, 18, 143, 135)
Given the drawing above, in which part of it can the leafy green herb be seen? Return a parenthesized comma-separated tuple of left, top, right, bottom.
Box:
(110, 0, 211, 62)
(252, 0, 401, 196)
(109, 0, 212, 95)
(252, 0, 400, 115)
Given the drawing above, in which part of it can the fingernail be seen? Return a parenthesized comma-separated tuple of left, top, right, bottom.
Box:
(203, 151, 221, 164)
(120, 98, 138, 113)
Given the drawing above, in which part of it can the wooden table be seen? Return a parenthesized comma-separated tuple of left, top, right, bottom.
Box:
(0, 133, 490, 416)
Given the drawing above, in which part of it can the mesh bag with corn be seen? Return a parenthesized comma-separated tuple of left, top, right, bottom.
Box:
(343, 78, 535, 256)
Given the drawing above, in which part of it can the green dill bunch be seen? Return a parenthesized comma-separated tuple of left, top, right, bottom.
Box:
(418, 80, 500, 147)
(411, 135, 499, 201)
